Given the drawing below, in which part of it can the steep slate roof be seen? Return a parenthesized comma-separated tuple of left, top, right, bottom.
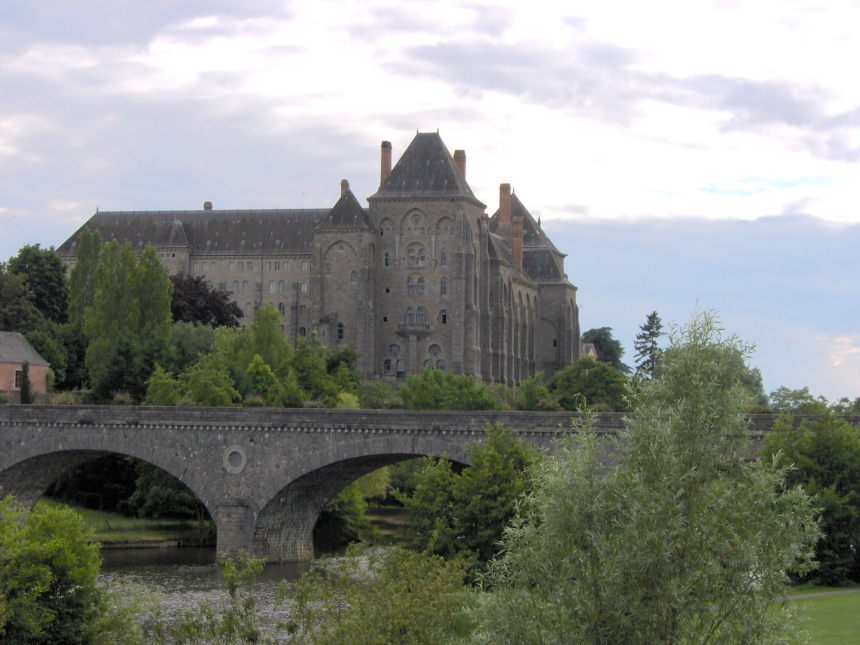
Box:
(370, 132, 484, 205)
(315, 190, 374, 230)
(522, 247, 565, 283)
(57, 209, 332, 257)
(490, 193, 562, 255)
(0, 332, 49, 366)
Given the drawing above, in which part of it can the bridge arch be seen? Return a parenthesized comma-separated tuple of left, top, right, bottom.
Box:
(251, 435, 473, 561)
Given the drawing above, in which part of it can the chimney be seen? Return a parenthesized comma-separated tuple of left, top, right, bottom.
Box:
(498, 183, 512, 238)
(203, 201, 213, 210)
(380, 141, 392, 186)
(341, 179, 349, 197)
(453, 150, 466, 179)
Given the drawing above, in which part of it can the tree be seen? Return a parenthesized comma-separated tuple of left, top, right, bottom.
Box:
(125, 462, 210, 534)
(475, 311, 819, 645)
(18, 361, 33, 405)
(144, 366, 181, 406)
(633, 310, 662, 378)
(0, 495, 102, 644)
(763, 412, 860, 584)
(512, 372, 560, 411)
(398, 368, 498, 411)
(0, 264, 43, 333)
(25, 321, 69, 386)
(169, 273, 242, 328)
(179, 357, 241, 407)
(68, 227, 102, 331)
(769, 386, 832, 415)
(402, 424, 538, 573)
(581, 326, 631, 374)
(8, 244, 69, 325)
(548, 357, 629, 411)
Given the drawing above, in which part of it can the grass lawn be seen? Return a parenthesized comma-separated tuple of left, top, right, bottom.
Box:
(36, 498, 211, 542)
(791, 590, 860, 645)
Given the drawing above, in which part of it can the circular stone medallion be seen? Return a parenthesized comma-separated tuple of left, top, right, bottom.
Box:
(223, 445, 247, 475)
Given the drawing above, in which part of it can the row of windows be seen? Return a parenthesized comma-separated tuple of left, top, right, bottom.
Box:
(232, 281, 307, 295)
(383, 250, 448, 268)
(194, 260, 312, 273)
(382, 358, 446, 378)
(402, 308, 447, 324)
(406, 277, 448, 295)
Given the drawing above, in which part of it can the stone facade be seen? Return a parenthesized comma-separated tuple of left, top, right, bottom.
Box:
(57, 132, 580, 384)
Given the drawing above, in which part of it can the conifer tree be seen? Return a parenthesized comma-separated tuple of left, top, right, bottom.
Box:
(18, 361, 34, 404)
(634, 310, 663, 378)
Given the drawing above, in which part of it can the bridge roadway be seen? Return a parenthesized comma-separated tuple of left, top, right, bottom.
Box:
(0, 405, 840, 562)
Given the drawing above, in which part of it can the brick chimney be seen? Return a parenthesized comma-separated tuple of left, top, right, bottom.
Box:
(453, 150, 466, 179)
(203, 201, 213, 210)
(380, 141, 392, 186)
(341, 179, 349, 196)
(498, 183, 512, 238)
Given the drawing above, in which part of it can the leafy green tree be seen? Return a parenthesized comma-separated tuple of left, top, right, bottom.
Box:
(18, 361, 33, 404)
(0, 495, 102, 644)
(398, 368, 498, 411)
(284, 546, 466, 645)
(474, 311, 819, 645)
(763, 412, 860, 584)
(68, 227, 102, 331)
(581, 326, 631, 374)
(169, 272, 242, 327)
(548, 356, 629, 411)
(831, 396, 860, 415)
(402, 424, 538, 573)
(25, 320, 69, 386)
(769, 386, 831, 415)
(0, 264, 43, 332)
(179, 357, 241, 407)
(246, 354, 279, 403)
(125, 462, 210, 533)
(144, 366, 181, 406)
(8, 244, 69, 325)
(357, 377, 397, 409)
(512, 372, 559, 411)
(292, 336, 338, 404)
(633, 310, 662, 378)
(164, 321, 216, 375)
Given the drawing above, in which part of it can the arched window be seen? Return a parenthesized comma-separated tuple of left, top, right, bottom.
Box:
(232, 280, 239, 293)
(408, 279, 415, 296)
(244, 303, 252, 317)
(279, 280, 285, 294)
(388, 344, 401, 356)
(384, 359, 392, 374)
(269, 280, 275, 294)
(424, 359, 432, 368)
(436, 359, 446, 371)
(384, 252, 390, 267)
(440, 309, 448, 325)
(440, 278, 447, 295)
(440, 251, 447, 267)
(429, 344, 442, 356)
(351, 270, 358, 282)
(324, 263, 332, 275)
(337, 322, 344, 340)
(278, 302, 285, 315)
(396, 359, 406, 380)
(417, 278, 425, 295)
(417, 307, 425, 324)
(407, 248, 416, 267)
(418, 249, 426, 265)
(406, 307, 415, 324)
(242, 281, 248, 295)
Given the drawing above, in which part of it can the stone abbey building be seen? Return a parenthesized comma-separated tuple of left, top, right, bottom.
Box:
(58, 132, 580, 384)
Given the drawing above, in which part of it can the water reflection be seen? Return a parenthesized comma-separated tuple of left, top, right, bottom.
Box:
(99, 547, 311, 623)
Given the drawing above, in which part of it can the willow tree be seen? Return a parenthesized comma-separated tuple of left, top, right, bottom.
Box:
(474, 311, 819, 645)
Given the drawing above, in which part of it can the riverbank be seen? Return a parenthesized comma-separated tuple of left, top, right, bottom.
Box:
(36, 498, 213, 547)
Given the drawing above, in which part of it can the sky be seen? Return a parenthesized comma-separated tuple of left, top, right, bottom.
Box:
(0, 1, 858, 400)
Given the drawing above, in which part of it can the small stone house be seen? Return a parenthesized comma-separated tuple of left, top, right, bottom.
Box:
(0, 332, 50, 397)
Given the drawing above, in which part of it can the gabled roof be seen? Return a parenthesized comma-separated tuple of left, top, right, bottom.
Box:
(370, 132, 484, 205)
(0, 332, 49, 366)
(315, 190, 374, 231)
(57, 209, 331, 257)
(522, 247, 565, 283)
(490, 193, 562, 255)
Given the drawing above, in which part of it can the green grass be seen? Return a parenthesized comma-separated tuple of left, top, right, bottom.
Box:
(788, 581, 860, 596)
(793, 591, 860, 645)
(36, 498, 210, 542)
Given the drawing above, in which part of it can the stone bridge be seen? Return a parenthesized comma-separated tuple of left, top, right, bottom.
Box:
(0, 405, 839, 562)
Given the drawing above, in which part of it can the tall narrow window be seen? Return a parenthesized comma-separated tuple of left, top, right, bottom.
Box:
(384, 252, 390, 267)
(239, 262, 244, 271)
(300, 326, 307, 336)
(440, 279, 447, 295)
(337, 322, 344, 340)
(408, 279, 415, 296)
(245, 303, 252, 317)
(278, 302, 285, 314)
(242, 281, 248, 295)
(274, 261, 280, 270)
(396, 359, 406, 380)
(232, 281, 239, 293)
(279, 280, 285, 294)
(417, 278, 425, 295)
(269, 281, 275, 294)
(247, 262, 253, 272)
(300, 283, 307, 293)
(351, 270, 357, 282)
(406, 307, 415, 324)
(384, 359, 392, 374)
(324, 263, 332, 275)
(408, 249, 416, 267)
(267, 261, 272, 270)
(436, 359, 446, 371)
(440, 310, 448, 325)
(440, 251, 447, 266)
(418, 249, 426, 265)
(299, 304, 307, 315)
(417, 307, 425, 324)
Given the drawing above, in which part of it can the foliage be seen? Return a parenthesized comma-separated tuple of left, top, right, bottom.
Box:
(334, 392, 360, 408)
(45, 455, 138, 513)
(581, 326, 631, 374)
(512, 372, 560, 411)
(165, 322, 216, 375)
(18, 361, 34, 405)
(313, 482, 371, 552)
(25, 320, 69, 386)
(398, 368, 498, 411)
(179, 357, 241, 407)
(144, 366, 181, 406)
(473, 311, 820, 645)
(402, 424, 538, 574)
(0, 263, 43, 333)
(169, 272, 243, 328)
(8, 244, 69, 325)
(0, 495, 102, 644)
(548, 356, 629, 411)
(770, 386, 836, 415)
(68, 227, 102, 332)
(633, 310, 663, 378)
(763, 412, 860, 584)
(283, 546, 467, 645)
(357, 377, 398, 409)
(164, 552, 270, 645)
(125, 462, 210, 532)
